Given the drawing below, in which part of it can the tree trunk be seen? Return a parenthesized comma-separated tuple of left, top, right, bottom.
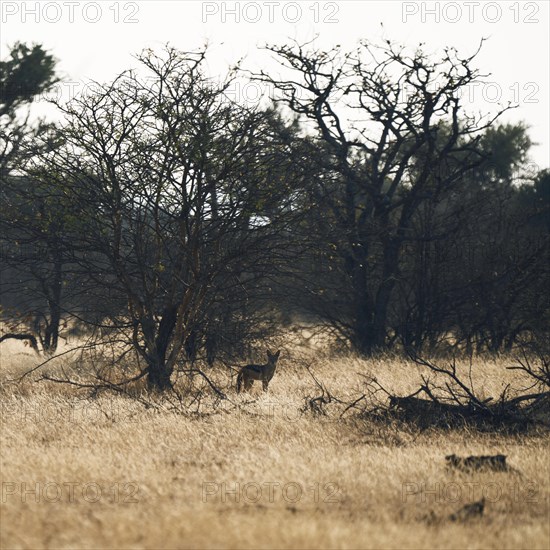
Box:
(146, 357, 174, 391)
(370, 237, 401, 351)
(145, 305, 178, 391)
(42, 247, 64, 355)
(346, 245, 376, 355)
(347, 236, 401, 355)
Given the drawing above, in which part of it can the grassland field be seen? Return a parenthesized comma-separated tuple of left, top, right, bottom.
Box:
(0, 335, 548, 549)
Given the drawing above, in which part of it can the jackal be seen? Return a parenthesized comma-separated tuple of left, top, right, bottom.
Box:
(236, 349, 281, 393)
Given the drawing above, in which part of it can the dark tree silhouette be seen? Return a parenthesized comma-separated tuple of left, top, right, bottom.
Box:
(34, 47, 302, 390)
(256, 38, 514, 353)
(0, 43, 63, 354)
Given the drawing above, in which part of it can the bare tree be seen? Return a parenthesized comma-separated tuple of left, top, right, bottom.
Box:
(33, 47, 300, 390)
(255, 38, 513, 353)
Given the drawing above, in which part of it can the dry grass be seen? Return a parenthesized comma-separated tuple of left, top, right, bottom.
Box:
(0, 337, 548, 549)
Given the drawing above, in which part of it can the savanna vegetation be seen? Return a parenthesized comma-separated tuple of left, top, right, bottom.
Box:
(0, 39, 548, 549)
(1, 337, 549, 549)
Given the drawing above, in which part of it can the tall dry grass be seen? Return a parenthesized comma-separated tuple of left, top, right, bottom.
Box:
(0, 336, 548, 549)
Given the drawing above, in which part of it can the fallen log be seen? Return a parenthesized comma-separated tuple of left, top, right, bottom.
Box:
(445, 453, 508, 472)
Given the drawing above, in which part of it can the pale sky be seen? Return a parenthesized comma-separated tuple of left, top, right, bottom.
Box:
(1, 0, 548, 168)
